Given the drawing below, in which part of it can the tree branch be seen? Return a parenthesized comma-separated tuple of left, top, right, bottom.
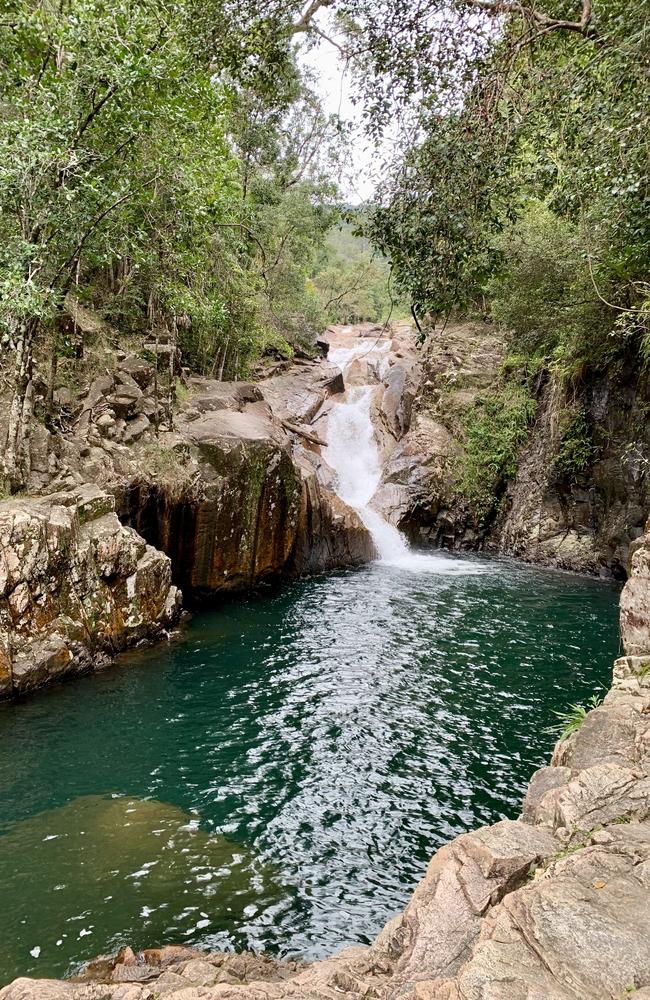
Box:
(291, 0, 335, 33)
(461, 0, 594, 35)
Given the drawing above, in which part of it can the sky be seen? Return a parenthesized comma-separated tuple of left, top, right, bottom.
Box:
(296, 33, 379, 203)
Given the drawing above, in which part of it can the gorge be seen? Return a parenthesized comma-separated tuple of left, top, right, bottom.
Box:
(1, 324, 645, 999)
(2, 1, 649, 995)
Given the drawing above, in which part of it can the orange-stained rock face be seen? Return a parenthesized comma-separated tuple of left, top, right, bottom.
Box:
(163, 418, 303, 593)
(120, 364, 375, 597)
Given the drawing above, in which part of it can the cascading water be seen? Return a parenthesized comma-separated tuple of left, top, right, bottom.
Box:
(326, 335, 486, 574)
(325, 382, 410, 562)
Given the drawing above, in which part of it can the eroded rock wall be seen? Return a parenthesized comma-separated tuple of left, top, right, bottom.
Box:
(374, 321, 650, 577)
(0, 484, 181, 698)
(497, 369, 650, 577)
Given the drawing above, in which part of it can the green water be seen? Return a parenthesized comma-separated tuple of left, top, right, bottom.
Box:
(0, 555, 620, 983)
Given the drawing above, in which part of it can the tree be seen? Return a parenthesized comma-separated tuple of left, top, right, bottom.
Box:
(0, 0, 337, 488)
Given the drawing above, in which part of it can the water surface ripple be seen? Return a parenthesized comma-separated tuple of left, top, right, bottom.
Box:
(0, 556, 620, 981)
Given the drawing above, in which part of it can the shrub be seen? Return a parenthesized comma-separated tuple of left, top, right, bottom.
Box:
(489, 201, 606, 369)
(553, 404, 595, 482)
(459, 382, 537, 522)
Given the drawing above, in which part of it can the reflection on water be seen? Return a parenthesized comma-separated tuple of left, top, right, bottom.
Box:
(0, 556, 621, 982)
(1, 795, 276, 980)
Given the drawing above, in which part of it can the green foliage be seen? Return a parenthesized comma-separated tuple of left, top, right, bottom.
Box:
(547, 694, 603, 743)
(367, 110, 509, 321)
(490, 203, 605, 369)
(0, 0, 345, 466)
(459, 382, 537, 522)
(363, 1, 649, 379)
(553, 405, 595, 483)
(313, 219, 408, 324)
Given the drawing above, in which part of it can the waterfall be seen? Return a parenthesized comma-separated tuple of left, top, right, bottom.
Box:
(325, 383, 410, 562)
(325, 340, 413, 563)
(325, 336, 488, 575)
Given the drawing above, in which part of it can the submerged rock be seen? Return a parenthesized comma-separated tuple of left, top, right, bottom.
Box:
(0, 796, 278, 983)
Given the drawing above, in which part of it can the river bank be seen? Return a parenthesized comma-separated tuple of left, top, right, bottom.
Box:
(1, 322, 649, 997)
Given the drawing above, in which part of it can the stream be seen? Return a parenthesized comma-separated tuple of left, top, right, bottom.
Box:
(0, 336, 622, 984)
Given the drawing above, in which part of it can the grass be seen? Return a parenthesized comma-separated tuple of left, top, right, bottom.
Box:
(137, 442, 205, 504)
(546, 693, 602, 742)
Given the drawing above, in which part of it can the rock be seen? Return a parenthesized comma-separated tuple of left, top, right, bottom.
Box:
(117, 356, 154, 389)
(388, 820, 557, 983)
(621, 527, 650, 655)
(292, 461, 375, 573)
(372, 415, 460, 535)
(107, 388, 142, 419)
(76, 376, 115, 435)
(114, 371, 143, 395)
(96, 412, 116, 435)
(258, 363, 344, 425)
(439, 823, 650, 999)
(53, 387, 73, 408)
(0, 489, 181, 698)
(122, 414, 150, 445)
(128, 407, 303, 594)
(117, 361, 369, 597)
(379, 358, 420, 439)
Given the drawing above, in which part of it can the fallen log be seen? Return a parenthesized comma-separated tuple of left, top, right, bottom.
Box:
(280, 419, 327, 447)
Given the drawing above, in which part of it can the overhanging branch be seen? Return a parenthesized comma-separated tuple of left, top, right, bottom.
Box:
(291, 0, 335, 34)
(461, 0, 594, 36)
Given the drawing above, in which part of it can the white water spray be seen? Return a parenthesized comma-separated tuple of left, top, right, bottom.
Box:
(326, 382, 410, 562)
(325, 336, 487, 575)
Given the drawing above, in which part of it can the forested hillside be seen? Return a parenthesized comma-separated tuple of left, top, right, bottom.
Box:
(0, 0, 393, 492)
(1, 0, 648, 564)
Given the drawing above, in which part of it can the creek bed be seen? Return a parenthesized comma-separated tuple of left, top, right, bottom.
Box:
(0, 554, 620, 983)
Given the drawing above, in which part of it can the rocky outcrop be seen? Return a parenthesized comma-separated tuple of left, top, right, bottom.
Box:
(372, 319, 650, 577)
(372, 321, 502, 549)
(0, 329, 378, 693)
(5, 530, 650, 1000)
(496, 372, 649, 577)
(0, 484, 181, 697)
(621, 523, 650, 653)
(118, 364, 374, 595)
(123, 382, 304, 595)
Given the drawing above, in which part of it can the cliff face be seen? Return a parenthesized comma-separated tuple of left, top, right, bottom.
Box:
(4, 506, 650, 1000)
(498, 366, 650, 577)
(373, 321, 650, 578)
(0, 342, 378, 695)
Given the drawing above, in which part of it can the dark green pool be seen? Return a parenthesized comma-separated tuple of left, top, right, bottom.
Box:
(0, 554, 621, 983)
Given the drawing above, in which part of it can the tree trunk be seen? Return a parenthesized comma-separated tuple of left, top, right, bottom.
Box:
(218, 337, 229, 381)
(3, 317, 38, 492)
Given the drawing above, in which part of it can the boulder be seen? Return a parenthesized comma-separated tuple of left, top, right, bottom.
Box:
(122, 413, 150, 445)
(117, 356, 154, 389)
(136, 407, 304, 594)
(0, 485, 181, 698)
(107, 387, 142, 419)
